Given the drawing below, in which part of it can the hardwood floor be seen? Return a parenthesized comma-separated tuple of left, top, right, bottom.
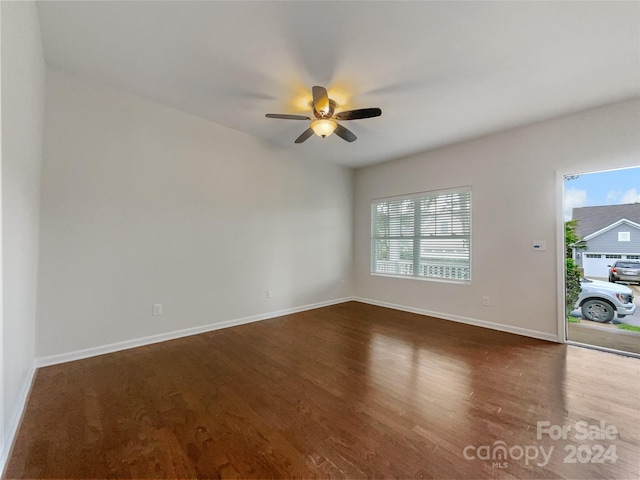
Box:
(4, 301, 640, 479)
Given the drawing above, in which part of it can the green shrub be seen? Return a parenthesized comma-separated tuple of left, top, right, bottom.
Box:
(566, 258, 581, 312)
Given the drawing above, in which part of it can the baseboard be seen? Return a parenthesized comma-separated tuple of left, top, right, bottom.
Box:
(352, 297, 560, 343)
(36, 296, 560, 368)
(35, 297, 353, 368)
(0, 363, 36, 475)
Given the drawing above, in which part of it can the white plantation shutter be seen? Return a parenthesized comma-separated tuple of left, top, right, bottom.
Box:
(371, 187, 471, 281)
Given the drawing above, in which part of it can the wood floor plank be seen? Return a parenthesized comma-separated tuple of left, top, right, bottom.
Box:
(4, 301, 639, 479)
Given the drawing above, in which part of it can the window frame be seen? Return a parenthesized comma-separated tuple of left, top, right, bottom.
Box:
(370, 186, 472, 284)
(618, 231, 631, 242)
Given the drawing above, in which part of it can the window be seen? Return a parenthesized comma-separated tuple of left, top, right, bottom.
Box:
(627, 255, 640, 260)
(371, 187, 471, 282)
(606, 254, 622, 259)
(585, 254, 601, 258)
(616, 261, 640, 268)
(618, 232, 631, 242)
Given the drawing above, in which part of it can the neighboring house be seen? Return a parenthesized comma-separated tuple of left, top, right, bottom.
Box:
(572, 203, 640, 277)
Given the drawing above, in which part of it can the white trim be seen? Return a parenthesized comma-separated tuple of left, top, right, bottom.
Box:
(557, 170, 568, 343)
(353, 297, 560, 343)
(0, 16, 4, 471)
(0, 363, 36, 474)
(370, 188, 472, 282)
(618, 231, 631, 242)
(35, 298, 352, 368)
(372, 184, 472, 203)
(0, 4, 4, 471)
(34, 293, 563, 368)
(580, 252, 640, 257)
(370, 272, 471, 285)
(582, 218, 640, 241)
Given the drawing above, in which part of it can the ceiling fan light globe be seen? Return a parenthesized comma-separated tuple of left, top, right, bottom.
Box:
(311, 119, 337, 138)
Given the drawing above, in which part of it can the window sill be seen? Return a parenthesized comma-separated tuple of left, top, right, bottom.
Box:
(370, 272, 471, 285)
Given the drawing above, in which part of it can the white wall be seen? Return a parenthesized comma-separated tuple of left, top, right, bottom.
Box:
(354, 99, 640, 340)
(1, 0, 45, 466)
(36, 70, 639, 361)
(36, 69, 353, 359)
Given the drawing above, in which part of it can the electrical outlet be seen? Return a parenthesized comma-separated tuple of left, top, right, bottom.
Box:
(266, 290, 272, 299)
(482, 296, 490, 306)
(152, 303, 163, 315)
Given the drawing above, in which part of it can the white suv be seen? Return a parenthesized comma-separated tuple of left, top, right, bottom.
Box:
(576, 278, 636, 323)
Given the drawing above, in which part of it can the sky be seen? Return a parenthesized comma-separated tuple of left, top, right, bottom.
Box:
(564, 166, 640, 220)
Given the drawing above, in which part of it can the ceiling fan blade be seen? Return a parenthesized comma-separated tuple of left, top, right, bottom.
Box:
(334, 108, 382, 121)
(312, 86, 330, 114)
(294, 128, 314, 144)
(334, 124, 357, 143)
(266, 113, 311, 120)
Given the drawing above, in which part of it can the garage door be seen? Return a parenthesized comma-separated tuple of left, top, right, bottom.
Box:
(582, 254, 617, 278)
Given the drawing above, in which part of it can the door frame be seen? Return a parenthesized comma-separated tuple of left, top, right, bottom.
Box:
(556, 169, 569, 343)
(557, 167, 640, 357)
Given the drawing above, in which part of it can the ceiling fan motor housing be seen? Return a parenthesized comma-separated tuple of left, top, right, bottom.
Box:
(313, 99, 336, 119)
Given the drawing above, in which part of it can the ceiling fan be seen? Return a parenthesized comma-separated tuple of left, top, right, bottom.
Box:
(266, 86, 382, 143)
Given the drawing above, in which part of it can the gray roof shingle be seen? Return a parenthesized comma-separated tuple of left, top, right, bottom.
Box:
(572, 203, 640, 238)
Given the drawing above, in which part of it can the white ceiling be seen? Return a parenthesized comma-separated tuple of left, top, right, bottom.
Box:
(36, 1, 640, 168)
